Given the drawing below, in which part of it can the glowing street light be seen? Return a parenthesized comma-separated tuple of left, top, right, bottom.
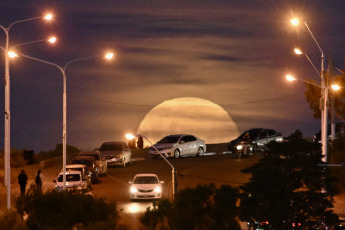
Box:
(331, 84, 341, 91)
(16, 51, 114, 190)
(126, 133, 177, 199)
(291, 17, 328, 162)
(0, 13, 53, 209)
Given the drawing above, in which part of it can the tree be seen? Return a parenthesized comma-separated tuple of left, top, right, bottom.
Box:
(16, 186, 126, 230)
(304, 61, 345, 119)
(140, 184, 241, 230)
(239, 131, 338, 229)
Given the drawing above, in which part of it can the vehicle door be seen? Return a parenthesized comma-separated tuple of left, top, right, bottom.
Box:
(186, 135, 198, 155)
(267, 129, 278, 142)
(178, 136, 190, 156)
(257, 129, 268, 147)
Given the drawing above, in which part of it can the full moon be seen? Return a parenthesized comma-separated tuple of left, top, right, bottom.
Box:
(136, 97, 239, 146)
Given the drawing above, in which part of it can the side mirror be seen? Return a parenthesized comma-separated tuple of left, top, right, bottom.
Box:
(160, 181, 164, 184)
(128, 181, 132, 185)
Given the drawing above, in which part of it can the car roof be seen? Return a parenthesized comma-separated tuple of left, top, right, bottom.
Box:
(134, 173, 158, 177)
(66, 164, 87, 168)
(101, 141, 126, 145)
(80, 151, 99, 155)
(58, 170, 82, 176)
(73, 155, 93, 160)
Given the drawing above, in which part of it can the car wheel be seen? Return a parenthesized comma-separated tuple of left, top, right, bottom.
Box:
(197, 147, 204, 156)
(174, 149, 180, 158)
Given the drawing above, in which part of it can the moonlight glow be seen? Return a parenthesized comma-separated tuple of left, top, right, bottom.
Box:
(137, 97, 239, 146)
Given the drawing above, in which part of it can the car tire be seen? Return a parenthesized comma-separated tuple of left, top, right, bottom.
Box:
(174, 149, 180, 158)
(123, 158, 126, 168)
(197, 147, 204, 156)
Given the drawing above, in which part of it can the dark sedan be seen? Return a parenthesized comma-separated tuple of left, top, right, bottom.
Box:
(228, 128, 283, 157)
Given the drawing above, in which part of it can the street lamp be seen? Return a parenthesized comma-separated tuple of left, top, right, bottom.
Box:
(286, 74, 340, 91)
(125, 133, 177, 199)
(0, 13, 53, 209)
(13, 52, 114, 190)
(291, 17, 328, 162)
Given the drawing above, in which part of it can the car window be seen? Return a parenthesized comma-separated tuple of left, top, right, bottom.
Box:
(187, 135, 197, 142)
(58, 174, 80, 182)
(67, 168, 83, 174)
(267, 129, 277, 137)
(100, 143, 123, 151)
(134, 176, 158, 184)
(72, 159, 93, 167)
(258, 130, 267, 139)
(180, 136, 189, 143)
(81, 154, 100, 160)
(158, 136, 181, 143)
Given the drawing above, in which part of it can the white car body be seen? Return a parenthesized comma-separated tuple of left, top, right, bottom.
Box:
(128, 173, 164, 200)
(63, 164, 92, 188)
(99, 141, 132, 167)
(149, 134, 206, 158)
(54, 171, 88, 192)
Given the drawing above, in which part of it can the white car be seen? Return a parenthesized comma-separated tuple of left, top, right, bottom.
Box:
(54, 171, 88, 192)
(99, 141, 132, 167)
(149, 134, 206, 158)
(128, 173, 164, 200)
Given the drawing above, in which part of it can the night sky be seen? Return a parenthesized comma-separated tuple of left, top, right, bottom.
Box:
(1, 0, 345, 152)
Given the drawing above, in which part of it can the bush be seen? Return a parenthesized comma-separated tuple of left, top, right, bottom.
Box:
(0, 210, 27, 230)
(16, 185, 126, 230)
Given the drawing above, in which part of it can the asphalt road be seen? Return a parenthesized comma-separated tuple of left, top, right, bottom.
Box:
(90, 153, 262, 229)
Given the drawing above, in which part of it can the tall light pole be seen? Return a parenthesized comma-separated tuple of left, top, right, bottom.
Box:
(0, 13, 53, 209)
(14, 52, 114, 189)
(126, 134, 177, 199)
(291, 18, 328, 162)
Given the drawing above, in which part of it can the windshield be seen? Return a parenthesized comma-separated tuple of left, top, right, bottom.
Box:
(157, 136, 180, 144)
(100, 143, 123, 151)
(239, 129, 261, 140)
(72, 160, 93, 167)
(57, 174, 81, 182)
(80, 154, 100, 160)
(133, 176, 158, 184)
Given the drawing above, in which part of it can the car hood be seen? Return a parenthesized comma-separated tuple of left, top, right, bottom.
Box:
(133, 184, 160, 190)
(101, 150, 123, 156)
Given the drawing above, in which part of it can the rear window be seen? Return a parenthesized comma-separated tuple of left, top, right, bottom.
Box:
(100, 143, 123, 151)
(57, 174, 80, 182)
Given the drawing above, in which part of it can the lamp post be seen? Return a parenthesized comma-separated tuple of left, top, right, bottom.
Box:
(0, 13, 53, 209)
(125, 134, 177, 199)
(291, 18, 328, 162)
(14, 52, 114, 190)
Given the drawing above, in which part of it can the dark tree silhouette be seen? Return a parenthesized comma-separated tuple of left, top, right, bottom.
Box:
(239, 131, 338, 229)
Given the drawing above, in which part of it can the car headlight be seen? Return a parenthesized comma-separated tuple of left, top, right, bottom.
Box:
(236, 145, 243, 150)
(130, 186, 138, 193)
(154, 186, 161, 193)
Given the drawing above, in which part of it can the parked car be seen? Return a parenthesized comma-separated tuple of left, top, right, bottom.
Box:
(78, 151, 107, 175)
(71, 156, 99, 183)
(149, 134, 206, 159)
(54, 171, 88, 192)
(228, 128, 283, 157)
(64, 164, 93, 187)
(128, 173, 164, 200)
(99, 141, 132, 167)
